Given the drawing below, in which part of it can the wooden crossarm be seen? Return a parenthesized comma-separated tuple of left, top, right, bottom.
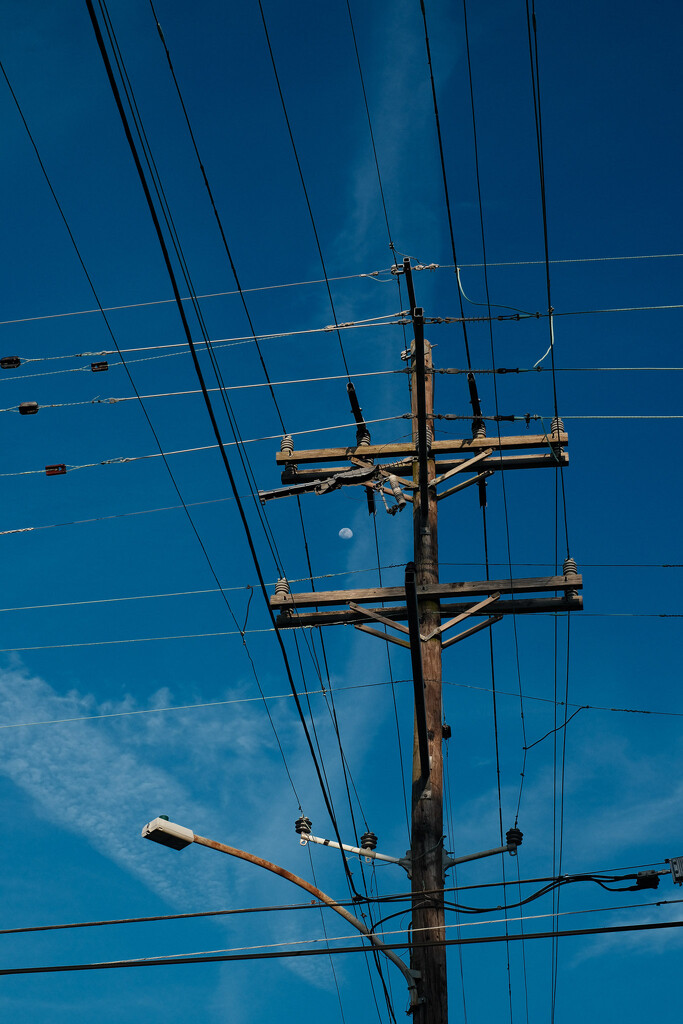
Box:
(270, 575, 582, 610)
(275, 432, 568, 466)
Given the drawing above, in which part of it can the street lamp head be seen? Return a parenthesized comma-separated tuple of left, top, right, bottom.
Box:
(142, 816, 195, 850)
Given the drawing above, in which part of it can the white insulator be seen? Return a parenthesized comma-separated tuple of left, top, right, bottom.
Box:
(388, 474, 406, 511)
(280, 435, 294, 456)
(550, 416, 565, 458)
(275, 577, 290, 597)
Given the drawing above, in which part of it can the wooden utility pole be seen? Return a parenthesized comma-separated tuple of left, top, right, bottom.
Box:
(409, 323, 448, 1024)
(261, 261, 582, 1022)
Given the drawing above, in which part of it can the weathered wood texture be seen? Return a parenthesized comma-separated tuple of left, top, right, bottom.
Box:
(275, 432, 568, 465)
(270, 574, 583, 609)
(410, 338, 448, 1024)
(280, 450, 569, 483)
(274, 595, 583, 628)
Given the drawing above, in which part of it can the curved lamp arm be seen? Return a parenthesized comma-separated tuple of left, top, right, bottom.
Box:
(142, 817, 419, 1008)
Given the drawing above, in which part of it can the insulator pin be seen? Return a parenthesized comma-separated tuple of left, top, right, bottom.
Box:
(280, 435, 294, 456)
(19, 402, 38, 415)
(275, 577, 290, 597)
(294, 816, 312, 835)
(356, 429, 371, 447)
(360, 831, 378, 851)
(1, 356, 21, 369)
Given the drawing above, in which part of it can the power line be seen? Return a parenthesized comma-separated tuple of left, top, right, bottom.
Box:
(0, 413, 408, 477)
(3, 919, 682, 976)
(1, 676, 681, 733)
(257, 0, 351, 382)
(87, 0, 364, 897)
(0, 250, 680, 331)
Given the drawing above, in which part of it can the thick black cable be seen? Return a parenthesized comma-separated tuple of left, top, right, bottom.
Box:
(147, 0, 286, 432)
(0, 47, 307, 810)
(525, 0, 570, 558)
(145, 3, 379, 904)
(418, 0, 472, 368)
(100, 1, 287, 580)
(86, 0, 362, 898)
(5, 920, 683, 975)
(256, 0, 351, 381)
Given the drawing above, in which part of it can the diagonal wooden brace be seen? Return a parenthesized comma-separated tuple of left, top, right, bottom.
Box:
(431, 447, 493, 487)
(353, 623, 411, 648)
(442, 613, 503, 649)
(349, 601, 412, 636)
(436, 470, 494, 502)
(423, 592, 501, 641)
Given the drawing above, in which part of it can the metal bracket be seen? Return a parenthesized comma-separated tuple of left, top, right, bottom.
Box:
(442, 841, 519, 880)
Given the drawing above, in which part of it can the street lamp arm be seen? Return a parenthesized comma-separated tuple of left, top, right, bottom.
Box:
(192, 833, 419, 1006)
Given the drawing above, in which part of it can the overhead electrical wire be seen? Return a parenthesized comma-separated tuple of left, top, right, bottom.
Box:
(4, 605, 680, 654)
(4, 919, 683, 976)
(0, 57, 242, 640)
(458, 0, 521, 1007)
(146, 3, 393, 969)
(2, 34, 309, 814)
(8, 900, 676, 959)
(2, 678, 680, 734)
(257, 0, 351, 382)
(0, 250, 680, 331)
(418, 0, 473, 369)
(86, 0, 366, 907)
(0, 413, 408, 477)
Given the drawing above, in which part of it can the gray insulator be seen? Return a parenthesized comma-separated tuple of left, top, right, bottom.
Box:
(357, 429, 371, 447)
(275, 577, 290, 597)
(360, 831, 378, 851)
(280, 434, 294, 456)
(562, 556, 579, 599)
(473, 420, 487, 439)
(550, 416, 565, 458)
(425, 426, 433, 451)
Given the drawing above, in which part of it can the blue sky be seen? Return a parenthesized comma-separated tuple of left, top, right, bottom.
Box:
(0, 0, 682, 1020)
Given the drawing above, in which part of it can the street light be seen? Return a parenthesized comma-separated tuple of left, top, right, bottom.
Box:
(142, 816, 420, 1009)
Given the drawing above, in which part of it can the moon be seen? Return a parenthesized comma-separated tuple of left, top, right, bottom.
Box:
(339, 527, 353, 540)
